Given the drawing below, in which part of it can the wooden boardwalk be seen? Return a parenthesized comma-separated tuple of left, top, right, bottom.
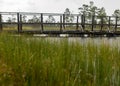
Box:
(0, 12, 120, 37)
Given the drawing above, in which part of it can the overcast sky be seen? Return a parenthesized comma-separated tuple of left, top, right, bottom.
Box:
(0, 0, 120, 15)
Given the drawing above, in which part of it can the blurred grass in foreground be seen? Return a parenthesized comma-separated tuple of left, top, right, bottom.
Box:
(0, 33, 120, 86)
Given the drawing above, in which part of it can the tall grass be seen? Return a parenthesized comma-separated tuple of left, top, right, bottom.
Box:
(0, 33, 120, 86)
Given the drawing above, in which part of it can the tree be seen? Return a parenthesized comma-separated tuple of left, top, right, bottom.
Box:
(32, 15, 40, 23)
(78, 1, 98, 23)
(78, 1, 107, 17)
(78, 4, 89, 16)
(112, 9, 120, 17)
(11, 15, 16, 22)
(88, 1, 98, 23)
(6, 15, 16, 23)
(97, 7, 107, 24)
(6, 17, 12, 23)
(22, 15, 27, 23)
(28, 15, 40, 23)
(64, 8, 74, 23)
(97, 7, 107, 16)
(78, 1, 107, 23)
(88, 1, 98, 16)
(112, 9, 120, 21)
(46, 15, 55, 23)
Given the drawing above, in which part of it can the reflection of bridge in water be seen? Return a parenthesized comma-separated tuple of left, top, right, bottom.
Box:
(0, 12, 120, 37)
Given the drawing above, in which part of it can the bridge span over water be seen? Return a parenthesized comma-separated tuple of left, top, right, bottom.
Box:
(0, 12, 120, 37)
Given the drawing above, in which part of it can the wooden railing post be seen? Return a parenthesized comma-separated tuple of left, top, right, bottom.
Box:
(19, 14, 22, 32)
(0, 14, 3, 31)
(101, 16, 103, 31)
(63, 14, 65, 29)
(81, 15, 85, 31)
(17, 13, 22, 33)
(91, 16, 95, 31)
(83, 15, 85, 30)
(76, 15, 79, 30)
(60, 15, 62, 31)
(115, 16, 118, 32)
(17, 13, 20, 32)
(41, 13, 43, 32)
(108, 16, 111, 30)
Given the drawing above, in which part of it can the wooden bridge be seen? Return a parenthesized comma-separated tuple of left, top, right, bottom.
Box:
(0, 12, 120, 37)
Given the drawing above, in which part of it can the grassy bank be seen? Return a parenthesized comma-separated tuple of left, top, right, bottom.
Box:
(0, 33, 120, 86)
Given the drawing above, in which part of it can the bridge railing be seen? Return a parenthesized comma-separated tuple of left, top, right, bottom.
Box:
(0, 12, 120, 33)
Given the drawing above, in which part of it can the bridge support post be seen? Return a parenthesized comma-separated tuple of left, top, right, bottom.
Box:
(41, 13, 43, 32)
(0, 14, 2, 31)
(17, 13, 22, 33)
(19, 14, 22, 32)
(60, 15, 62, 31)
(108, 16, 111, 31)
(17, 13, 20, 33)
(100, 16, 103, 31)
(81, 15, 85, 31)
(91, 16, 95, 31)
(76, 16, 79, 30)
(115, 16, 118, 32)
(63, 14, 65, 29)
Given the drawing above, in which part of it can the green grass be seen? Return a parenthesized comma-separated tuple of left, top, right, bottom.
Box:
(0, 33, 120, 86)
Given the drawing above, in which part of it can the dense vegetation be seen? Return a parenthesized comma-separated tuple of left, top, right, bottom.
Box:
(0, 33, 120, 86)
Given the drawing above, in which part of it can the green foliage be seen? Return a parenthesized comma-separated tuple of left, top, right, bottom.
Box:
(112, 9, 120, 21)
(45, 15, 55, 23)
(0, 33, 120, 86)
(28, 15, 41, 23)
(78, 1, 107, 24)
(78, 1, 107, 16)
(64, 8, 74, 23)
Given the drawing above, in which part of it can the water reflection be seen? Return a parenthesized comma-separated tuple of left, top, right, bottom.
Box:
(43, 37, 120, 47)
